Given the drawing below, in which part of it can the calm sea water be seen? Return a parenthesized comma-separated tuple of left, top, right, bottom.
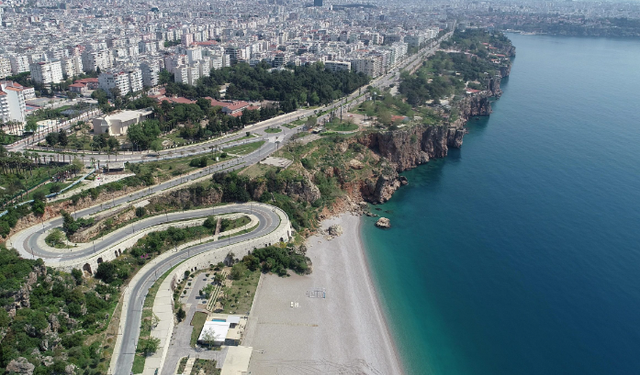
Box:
(361, 34, 640, 375)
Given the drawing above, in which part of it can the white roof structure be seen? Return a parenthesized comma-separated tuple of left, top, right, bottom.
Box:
(198, 321, 230, 345)
(227, 315, 241, 324)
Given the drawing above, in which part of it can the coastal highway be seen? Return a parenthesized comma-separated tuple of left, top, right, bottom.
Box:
(109, 203, 284, 375)
(8, 134, 292, 263)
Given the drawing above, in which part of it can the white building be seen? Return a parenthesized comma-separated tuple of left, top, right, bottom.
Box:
(99, 71, 130, 96)
(128, 68, 143, 93)
(9, 55, 30, 75)
(92, 109, 152, 136)
(82, 50, 112, 73)
(324, 60, 351, 72)
(351, 56, 383, 78)
(30, 60, 64, 84)
(0, 57, 12, 79)
(0, 81, 28, 125)
(61, 56, 84, 79)
(174, 65, 200, 86)
(140, 61, 160, 87)
(186, 47, 203, 64)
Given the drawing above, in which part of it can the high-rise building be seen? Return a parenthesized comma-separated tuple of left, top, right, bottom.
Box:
(181, 33, 194, 47)
(140, 61, 160, 87)
(30, 60, 64, 84)
(0, 57, 11, 79)
(99, 69, 142, 96)
(0, 81, 28, 125)
(9, 55, 30, 75)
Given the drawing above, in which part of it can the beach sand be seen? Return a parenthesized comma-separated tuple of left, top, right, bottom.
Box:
(244, 213, 403, 375)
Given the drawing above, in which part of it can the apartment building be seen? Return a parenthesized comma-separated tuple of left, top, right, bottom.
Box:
(0, 57, 11, 79)
(9, 55, 30, 75)
(0, 81, 28, 124)
(324, 60, 351, 72)
(82, 50, 113, 73)
(140, 61, 160, 87)
(30, 60, 64, 84)
(99, 68, 143, 96)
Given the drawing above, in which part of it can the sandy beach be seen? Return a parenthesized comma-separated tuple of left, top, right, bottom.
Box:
(244, 213, 403, 375)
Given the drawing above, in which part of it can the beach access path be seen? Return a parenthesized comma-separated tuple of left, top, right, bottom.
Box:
(243, 213, 403, 375)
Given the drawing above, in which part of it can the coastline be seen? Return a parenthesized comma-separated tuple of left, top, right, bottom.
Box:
(245, 212, 404, 374)
(355, 213, 407, 375)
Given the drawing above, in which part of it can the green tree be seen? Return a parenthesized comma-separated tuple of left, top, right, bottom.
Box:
(137, 337, 160, 356)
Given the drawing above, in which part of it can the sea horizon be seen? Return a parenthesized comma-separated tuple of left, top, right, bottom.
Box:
(361, 34, 640, 375)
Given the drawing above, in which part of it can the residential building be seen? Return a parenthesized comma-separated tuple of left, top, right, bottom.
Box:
(9, 55, 30, 75)
(325, 60, 351, 72)
(0, 57, 11, 79)
(140, 61, 160, 87)
(82, 50, 112, 73)
(0, 81, 28, 125)
(30, 60, 64, 84)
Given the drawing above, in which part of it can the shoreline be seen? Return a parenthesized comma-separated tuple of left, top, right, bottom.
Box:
(245, 212, 404, 374)
(354, 213, 407, 375)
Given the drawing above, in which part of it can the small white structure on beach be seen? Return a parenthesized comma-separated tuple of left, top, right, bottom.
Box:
(198, 321, 230, 346)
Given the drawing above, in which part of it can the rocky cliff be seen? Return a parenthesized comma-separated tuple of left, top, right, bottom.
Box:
(353, 82, 502, 203)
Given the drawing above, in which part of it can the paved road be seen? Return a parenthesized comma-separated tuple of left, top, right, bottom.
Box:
(112, 203, 281, 375)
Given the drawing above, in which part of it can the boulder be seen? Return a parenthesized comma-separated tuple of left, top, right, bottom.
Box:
(327, 225, 343, 237)
(6, 357, 35, 375)
(349, 159, 364, 170)
(375, 217, 391, 229)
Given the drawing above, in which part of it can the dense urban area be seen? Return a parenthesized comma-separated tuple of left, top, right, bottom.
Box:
(0, 0, 638, 375)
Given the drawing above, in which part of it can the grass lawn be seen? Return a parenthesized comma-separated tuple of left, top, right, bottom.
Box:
(282, 119, 305, 129)
(223, 140, 265, 155)
(132, 356, 145, 374)
(162, 132, 190, 147)
(325, 121, 358, 132)
(239, 163, 279, 178)
(190, 311, 209, 347)
(222, 134, 255, 144)
(220, 270, 260, 315)
(264, 127, 282, 133)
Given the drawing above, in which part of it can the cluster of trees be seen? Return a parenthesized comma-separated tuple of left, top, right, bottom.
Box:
(399, 30, 510, 107)
(165, 61, 370, 111)
(61, 210, 94, 235)
(126, 120, 162, 151)
(45, 130, 68, 147)
(0, 246, 117, 374)
(91, 133, 120, 152)
(239, 245, 310, 276)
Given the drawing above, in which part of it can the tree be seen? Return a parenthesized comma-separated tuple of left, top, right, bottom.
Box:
(135, 206, 146, 217)
(25, 118, 38, 133)
(137, 337, 160, 356)
(71, 268, 83, 285)
(176, 307, 186, 322)
(46, 132, 59, 146)
(107, 137, 119, 151)
(61, 210, 78, 234)
(203, 216, 216, 229)
(58, 131, 68, 147)
(49, 183, 61, 194)
(70, 158, 84, 175)
(32, 199, 45, 216)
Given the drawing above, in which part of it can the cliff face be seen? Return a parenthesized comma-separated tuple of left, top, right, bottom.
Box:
(354, 87, 499, 203)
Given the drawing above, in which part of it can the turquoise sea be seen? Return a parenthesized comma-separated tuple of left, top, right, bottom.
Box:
(361, 34, 640, 375)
